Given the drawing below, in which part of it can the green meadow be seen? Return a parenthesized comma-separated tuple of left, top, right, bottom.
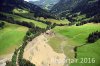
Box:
(53, 23, 100, 45)
(0, 22, 28, 56)
(48, 23, 100, 66)
(71, 40, 100, 66)
(39, 17, 70, 24)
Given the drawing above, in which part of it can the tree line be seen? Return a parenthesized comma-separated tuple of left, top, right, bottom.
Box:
(87, 31, 100, 43)
(76, 17, 100, 26)
(0, 21, 5, 28)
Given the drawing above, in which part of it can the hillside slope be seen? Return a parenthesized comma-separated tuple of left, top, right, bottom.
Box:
(0, 0, 53, 18)
(72, 0, 100, 17)
(51, 0, 100, 23)
(30, 0, 60, 10)
(50, 0, 82, 14)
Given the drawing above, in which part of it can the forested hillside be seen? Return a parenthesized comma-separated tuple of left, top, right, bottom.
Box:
(51, 0, 100, 23)
(51, 0, 82, 14)
(0, 0, 54, 18)
(72, 0, 100, 17)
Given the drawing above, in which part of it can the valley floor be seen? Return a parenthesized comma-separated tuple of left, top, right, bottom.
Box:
(0, 12, 100, 66)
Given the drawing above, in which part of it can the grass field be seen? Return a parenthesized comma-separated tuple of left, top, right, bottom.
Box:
(0, 21, 28, 56)
(48, 34, 76, 59)
(53, 23, 100, 45)
(71, 40, 100, 66)
(49, 23, 100, 66)
(48, 35, 65, 53)
(13, 8, 29, 14)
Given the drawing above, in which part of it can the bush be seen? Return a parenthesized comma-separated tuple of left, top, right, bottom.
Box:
(0, 21, 5, 28)
(5, 61, 12, 66)
(19, 59, 35, 66)
(87, 31, 100, 43)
